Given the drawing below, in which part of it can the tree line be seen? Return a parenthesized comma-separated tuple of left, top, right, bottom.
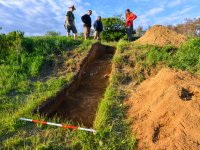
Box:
(1, 17, 199, 40)
(167, 18, 200, 37)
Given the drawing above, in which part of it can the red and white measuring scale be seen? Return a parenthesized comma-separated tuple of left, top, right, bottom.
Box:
(19, 118, 97, 133)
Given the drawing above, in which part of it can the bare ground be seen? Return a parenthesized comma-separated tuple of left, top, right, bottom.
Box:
(35, 43, 115, 128)
(134, 25, 187, 47)
(126, 68, 200, 150)
(51, 53, 113, 127)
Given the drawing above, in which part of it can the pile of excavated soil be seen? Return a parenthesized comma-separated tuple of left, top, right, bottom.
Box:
(134, 25, 187, 47)
(126, 68, 200, 150)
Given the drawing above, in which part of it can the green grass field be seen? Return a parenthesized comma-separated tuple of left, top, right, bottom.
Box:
(0, 31, 199, 149)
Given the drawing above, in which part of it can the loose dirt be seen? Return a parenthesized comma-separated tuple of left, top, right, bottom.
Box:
(134, 25, 187, 47)
(126, 68, 200, 150)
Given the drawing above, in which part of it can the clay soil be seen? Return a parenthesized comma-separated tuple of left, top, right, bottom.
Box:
(134, 25, 187, 47)
(50, 52, 113, 127)
(126, 68, 200, 150)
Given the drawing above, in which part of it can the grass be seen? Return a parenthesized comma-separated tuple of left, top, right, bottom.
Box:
(63, 41, 137, 150)
(0, 34, 137, 149)
(92, 38, 200, 149)
(139, 38, 200, 75)
(91, 38, 200, 149)
(0, 32, 94, 149)
(0, 31, 199, 149)
(115, 38, 200, 86)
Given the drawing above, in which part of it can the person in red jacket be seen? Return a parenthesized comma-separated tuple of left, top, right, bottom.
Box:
(126, 9, 137, 41)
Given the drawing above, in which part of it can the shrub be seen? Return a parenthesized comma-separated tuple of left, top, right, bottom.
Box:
(45, 31, 61, 36)
(101, 17, 126, 41)
(101, 30, 126, 41)
(169, 38, 200, 73)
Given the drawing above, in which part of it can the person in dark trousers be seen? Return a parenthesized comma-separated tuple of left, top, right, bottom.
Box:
(126, 9, 137, 41)
(81, 10, 92, 40)
(65, 5, 77, 40)
(93, 16, 103, 40)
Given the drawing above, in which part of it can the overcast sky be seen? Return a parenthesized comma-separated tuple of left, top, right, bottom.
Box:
(0, 0, 199, 36)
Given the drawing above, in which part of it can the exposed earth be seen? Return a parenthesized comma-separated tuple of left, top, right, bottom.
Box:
(126, 68, 200, 150)
(134, 25, 187, 47)
(51, 53, 113, 127)
(35, 44, 115, 128)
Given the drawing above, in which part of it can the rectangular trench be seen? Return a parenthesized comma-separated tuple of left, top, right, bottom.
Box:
(33, 43, 115, 128)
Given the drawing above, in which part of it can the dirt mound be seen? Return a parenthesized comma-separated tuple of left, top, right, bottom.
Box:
(134, 25, 187, 47)
(126, 68, 200, 150)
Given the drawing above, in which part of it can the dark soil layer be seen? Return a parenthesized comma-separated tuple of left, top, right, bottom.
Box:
(51, 54, 112, 127)
(34, 43, 115, 128)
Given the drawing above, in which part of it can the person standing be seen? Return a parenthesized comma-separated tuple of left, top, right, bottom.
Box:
(81, 10, 92, 40)
(93, 16, 103, 40)
(65, 5, 77, 40)
(126, 9, 137, 41)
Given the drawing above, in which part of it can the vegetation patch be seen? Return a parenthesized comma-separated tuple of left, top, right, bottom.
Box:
(0, 32, 94, 149)
(101, 17, 127, 41)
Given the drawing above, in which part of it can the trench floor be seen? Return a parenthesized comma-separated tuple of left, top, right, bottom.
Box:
(51, 53, 113, 127)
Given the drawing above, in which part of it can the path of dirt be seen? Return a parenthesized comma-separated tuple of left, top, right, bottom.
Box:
(126, 68, 200, 150)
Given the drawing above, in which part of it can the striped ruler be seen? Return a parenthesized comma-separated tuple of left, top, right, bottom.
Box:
(19, 118, 97, 133)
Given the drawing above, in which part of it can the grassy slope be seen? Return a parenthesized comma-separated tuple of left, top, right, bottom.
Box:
(0, 32, 199, 149)
(0, 33, 94, 149)
(0, 36, 137, 150)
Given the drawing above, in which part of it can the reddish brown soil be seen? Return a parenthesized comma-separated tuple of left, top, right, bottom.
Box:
(134, 25, 187, 47)
(126, 68, 200, 150)
(51, 54, 113, 127)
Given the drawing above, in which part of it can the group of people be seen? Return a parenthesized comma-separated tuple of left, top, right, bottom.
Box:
(65, 5, 137, 41)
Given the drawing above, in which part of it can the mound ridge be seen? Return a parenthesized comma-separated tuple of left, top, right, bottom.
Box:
(134, 25, 187, 47)
(126, 68, 200, 150)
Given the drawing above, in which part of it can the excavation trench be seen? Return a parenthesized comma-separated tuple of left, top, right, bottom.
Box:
(34, 43, 115, 128)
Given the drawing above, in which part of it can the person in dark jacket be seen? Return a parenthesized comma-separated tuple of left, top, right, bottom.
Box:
(81, 10, 92, 40)
(93, 16, 103, 40)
